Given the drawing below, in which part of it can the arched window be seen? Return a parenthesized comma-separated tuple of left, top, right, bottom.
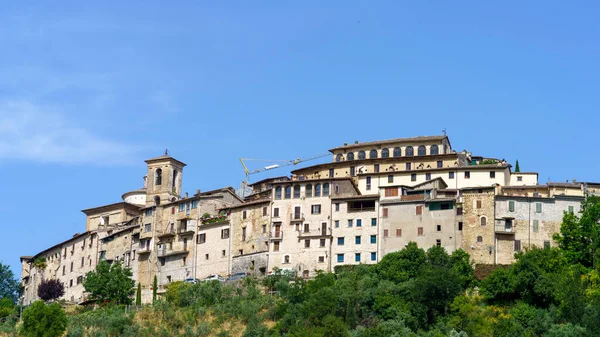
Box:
(275, 187, 282, 200)
(430, 145, 439, 155)
(393, 147, 401, 157)
(305, 184, 313, 198)
(347, 152, 355, 161)
(293, 185, 301, 199)
(315, 184, 321, 197)
(405, 146, 414, 156)
(284, 186, 292, 199)
(284, 255, 290, 264)
(154, 196, 161, 206)
(155, 168, 162, 185)
(477, 236, 483, 243)
(381, 148, 389, 158)
(323, 183, 330, 196)
(418, 145, 426, 156)
(481, 216, 487, 227)
(358, 151, 366, 160)
(336, 154, 343, 162)
(369, 149, 378, 159)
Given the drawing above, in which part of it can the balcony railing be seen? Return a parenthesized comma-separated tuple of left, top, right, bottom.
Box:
(138, 246, 151, 254)
(401, 194, 426, 201)
(157, 228, 176, 238)
(290, 213, 305, 222)
(269, 231, 283, 240)
(157, 246, 189, 258)
(495, 223, 515, 234)
(298, 228, 331, 237)
(177, 226, 195, 235)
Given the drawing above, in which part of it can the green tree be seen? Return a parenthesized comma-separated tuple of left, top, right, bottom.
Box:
(37, 279, 64, 302)
(136, 282, 142, 306)
(0, 261, 19, 303)
(83, 260, 135, 305)
(152, 275, 157, 304)
(515, 160, 520, 172)
(0, 297, 15, 319)
(376, 242, 426, 283)
(20, 300, 67, 337)
(553, 195, 600, 269)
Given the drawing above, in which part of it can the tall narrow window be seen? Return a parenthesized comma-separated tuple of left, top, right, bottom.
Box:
(336, 154, 343, 162)
(155, 168, 162, 185)
(533, 220, 539, 233)
(393, 147, 401, 157)
(405, 146, 414, 156)
(358, 151, 366, 160)
(284, 186, 292, 199)
(381, 148, 389, 158)
(315, 184, 321, 197)
(293, 185, 301, 198)
(418, 145, 426, 156)
(430, 145, 439, 155)
(347, 152, 355, 161)
(536, 203, 542, 213)
(306, 184, 313, 198)
(374, 164, 380, 173)
(275, 187, 282, 200)
(509, 201, 515, 212)
(481, 216, 487, 226)
(323, 183, 330, 196)
(172, 169, 178, 188)
(366, 177, 372, 190)
(369, 149, 378, 159)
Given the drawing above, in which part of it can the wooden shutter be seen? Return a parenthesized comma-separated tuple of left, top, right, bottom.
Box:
(382, 208, 388, 217)
(396, 229, 402, 237)
(418, 227, 423, 236)
(476, 200, 482, 209)
(383, 229, 389, 237)
(416, 205, 423, 215)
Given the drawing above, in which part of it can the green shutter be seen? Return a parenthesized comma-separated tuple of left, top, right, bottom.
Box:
(568, 206, 574, 214)
(509, 201, 515, 212)
(536, 203, 542, 213)
(533, 220, 539, 233)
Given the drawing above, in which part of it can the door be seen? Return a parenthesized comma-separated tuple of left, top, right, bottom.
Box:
(321, 223, 327, 236)
(274, 224, 281, 238)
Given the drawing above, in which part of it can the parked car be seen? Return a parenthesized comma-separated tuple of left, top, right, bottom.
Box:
(183, 278, 201, 284)
(203, 274, 225, 282)
(226, 272, 248, 282)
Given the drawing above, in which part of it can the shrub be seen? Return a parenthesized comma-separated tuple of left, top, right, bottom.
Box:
(20, 300, 67, 337)
(38, 279, 65, 302)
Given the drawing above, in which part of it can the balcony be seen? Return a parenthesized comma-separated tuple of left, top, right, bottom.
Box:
(401, 194, 426, 202)
(138, 247, 151, 255)
(269, 231, 283, 240)
(157, 246, 189, 258)
(495, 220, 515, 235)
(290, 213, 305, 222)
(298, 227, 331, 238)
(157, 228, 176, 239)
(177, 226, 195, 236)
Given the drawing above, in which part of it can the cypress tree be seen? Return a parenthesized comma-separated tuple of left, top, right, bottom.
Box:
(515, 160, 520, 173)
(152, 275, 157, 304)
(136, 282, 141, 306)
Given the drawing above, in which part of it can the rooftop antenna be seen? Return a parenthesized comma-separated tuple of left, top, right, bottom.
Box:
(442, 128, 447, 136)
(164, 148, 169, 156)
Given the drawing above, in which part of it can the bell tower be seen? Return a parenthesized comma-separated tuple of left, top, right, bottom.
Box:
(144, 150, 186, 207)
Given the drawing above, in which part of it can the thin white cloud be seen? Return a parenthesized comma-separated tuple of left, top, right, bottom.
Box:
(0, 100, 141, 165)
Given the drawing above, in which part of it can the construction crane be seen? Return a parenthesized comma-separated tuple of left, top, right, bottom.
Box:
(239, 153, 330, 197)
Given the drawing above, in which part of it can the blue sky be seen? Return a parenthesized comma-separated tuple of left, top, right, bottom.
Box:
(1, 1, 599, 276)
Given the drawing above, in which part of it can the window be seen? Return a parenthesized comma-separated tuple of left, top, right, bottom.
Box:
(178, 203, 185, 212)
(315, 184, 321, 197)
(464, 171, 471, 179)
(371, 252, 377, 261)
(490, 171, 496, 178)
(383, 229, 389, 237)
(437, 225, 441, 232)
(222, 250, 226, 257)
(273, 208, 280, 217)
(388, 175, 394, 183)
(437, 160, 443, 168)
(320, 239, 326, 247)
(273, 242, 280, 252)
(303, 223, 310, 232)
(335, 220, 340, 228)
(336, 154, 343, 162)
(568, 206, 574, 214)
(416, 205, 423, 215)
(371, 235, 377, 243)
(396, 228, 402, 237)
(347, 219, 353, 227)
(350, 167, 356, 177)
(411, 173, 417, 181)
(509, 201, 515, 212)
(70, 262, 73, 272)
(458, 222, 463, 231)
(430, 145, 439, 155)
(355, 236, 361, 244)
(62, 266, 65, 275)
(355, 253, 361, 262)
(476, 200, 482, 209)
(371, 218, 377, 227)
(155, 168, 162, 185)
(382, 148, 389, 158)
(70, 280, 73, 287)
(347, 152, 355, 161)
(544, 241, 551, 249)
(356, 219, 362, 227)
(81, 257, 84, 267)
(418, 227, 424, 236)
(262, 207, 267, 216)
(305, 184, 313, 198)
(205, 254, 209, 260)
(514, 240, 522, 252)
(145, 209, 152, 217)
(536, 203, 542, 213)
(242, 210, 247, 219)
(262, 224, 267, 233)
(318, 256, 325, 263)
(517, 176, 523, 182)
(533, 220, 539, 233)
(406, 146, 414, 156)
(338, 237, 345, 245)
(418, 145, 426, 156)
(358, 151, 366, 160)
(329, 168, 334, 177)
(393, 147, 402, 157)
(284, 255, 290, 264)
(220, 229, 229, 239)
(284, 186, 291, 199)
(305, 239, 310, 248)
(293, 185, 301, 198)
(436, 239, 441, 246)
(374, 164, 380, 173)
(425, 173, 431, 181)
(366, 176, 372, 190)
(335, 203, 340, 211)
(337, 254, 344, 263)
(382, 208, 388, 217)
(144, 224, 151, 232)
(384, 187, 398, 197)
(311, 205, 321, 214)
(477, 236, 483, 243)
(457, 207, 463, 215)
(449, 172, 455, 179)
(323, 183, 330, 196)
(481, 216, 487, 226)
(242, 227, 247, 241)
(275, 187, 282, 199)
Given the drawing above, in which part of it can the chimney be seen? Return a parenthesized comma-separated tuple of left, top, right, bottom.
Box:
(196, 189, 201, 195)
(344, 142, 348, 146)
(185, 192, 188, 198)
(354, 140, 359, 144)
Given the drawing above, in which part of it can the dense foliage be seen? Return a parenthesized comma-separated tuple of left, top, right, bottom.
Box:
(38, 279, 65, 302)
(0, 261, 19, 303)
(20, 300, 67, 337)
(83, 260, 135, 305)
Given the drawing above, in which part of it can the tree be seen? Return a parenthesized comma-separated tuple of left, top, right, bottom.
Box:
(376, 242, 426, 283)
(515, 160, 520, 173)
(20, 300, 67, 337)
(152, 275, 157, 304)
(553, 196, 600, 268)
(0, 261, 19, 303)
(83, 260, 135, 305)
(136, 282, 142, 306)
(37, 279, 64, 302)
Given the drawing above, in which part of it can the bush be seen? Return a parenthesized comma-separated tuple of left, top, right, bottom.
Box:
(38, 279, 65, 302)
(20, 300, 67, 337)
